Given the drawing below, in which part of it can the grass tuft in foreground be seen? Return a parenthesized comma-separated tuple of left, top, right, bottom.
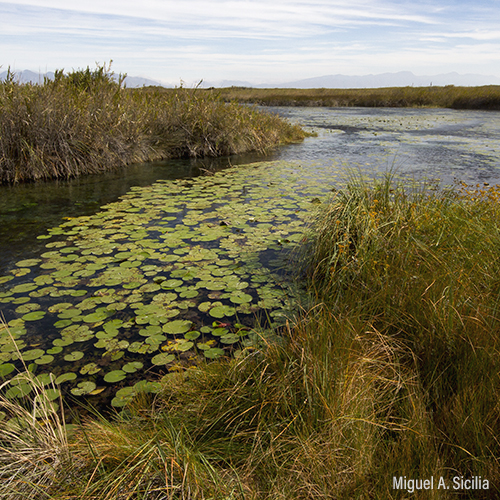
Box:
(0, 335, 69, 499)
(2, 176, 500, 498)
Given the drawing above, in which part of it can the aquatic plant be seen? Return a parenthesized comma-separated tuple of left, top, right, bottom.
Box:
(0, 160, 329, 408)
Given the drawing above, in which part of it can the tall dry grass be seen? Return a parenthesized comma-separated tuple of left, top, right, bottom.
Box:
(0, 319, 70, 499)
(0, 66, 307, 184)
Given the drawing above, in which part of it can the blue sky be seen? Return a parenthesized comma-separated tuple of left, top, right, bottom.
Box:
(1, 0, 500, 85)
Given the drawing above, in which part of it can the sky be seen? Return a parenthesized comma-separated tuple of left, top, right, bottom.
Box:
(1, 0, 500, 86)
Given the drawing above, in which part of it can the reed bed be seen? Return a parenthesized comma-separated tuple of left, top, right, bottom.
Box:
(211, 85, 500, 109)
(0, 66, 306, 184)
(2, 175, 500, 498)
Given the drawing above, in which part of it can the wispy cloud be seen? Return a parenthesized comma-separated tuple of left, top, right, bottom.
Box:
(1, 0, 499, 83)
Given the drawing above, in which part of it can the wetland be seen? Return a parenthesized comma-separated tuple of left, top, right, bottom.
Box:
(2, 106, 500, 409)
(2, 80, 500, 497)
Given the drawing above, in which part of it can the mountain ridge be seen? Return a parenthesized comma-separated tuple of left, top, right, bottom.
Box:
(1, 69, 499, 89)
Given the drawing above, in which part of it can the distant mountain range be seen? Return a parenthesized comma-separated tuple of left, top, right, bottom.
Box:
(204, 71, 500, 89)
(2, 69, 499, 89)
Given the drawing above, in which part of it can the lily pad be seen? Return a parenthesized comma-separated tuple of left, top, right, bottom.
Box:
(11, 283, 38, 294)
(151, 352, 175, 366)
(55, 372, 78, 384)
(162, 320, 193, 335)
(0, 363, 15, 377)
(203, 348, 225, 359)
(71, 381, 97, 396)
(104, 370, 127, 383)
(64, 351, 84, 362)
(80, 363, 101, 375)
(21, 349, 45, 361)
(35, 354, 55, 365)
(6, 383, 33, 398)
(209, 305, 236, 319)
(21, 311, 46, 322)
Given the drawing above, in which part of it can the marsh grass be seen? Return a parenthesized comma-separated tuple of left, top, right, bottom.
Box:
(2, 177, 500, 498)
(0, 320, 70, 499)
(0, 66, 306, 183)
(213, 85, 500, 109)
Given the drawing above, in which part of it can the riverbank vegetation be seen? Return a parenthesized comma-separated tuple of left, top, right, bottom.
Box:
(210, 84, 500, 110)
(2, 176, 500, 499)
(0, 66, 306, 184)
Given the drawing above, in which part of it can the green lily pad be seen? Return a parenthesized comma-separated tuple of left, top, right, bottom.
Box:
(83, 309, 111, 323)
(55, 372, 78, 384)
(209, 305, 236, 318)
(122, 361, 144, 373)
(203, 348, 225, 359)
(162, 320, 193, 335)
(0, 363, 15, 377)
(35, 354, 55, 365)
(71, 381, 97, 396)
(6, 383, 33, 398)
(11, 283, 38, 294)
(111, 387, 136, 407)
(229, 292, 253, 304)
(64, 351, 84, 362)
(163, 339, 194, 352)
(47, 346, 63, 354)
(21, 349, 45, 361)
(34, 373, 56, 386)
(80, 363, 101, 375)
(54, 319, 73, 328)
(42, 388, 62, 401)
(22, 311, 46, 321)
(220, 334, 241, 344)
(151, 352, 175, 366)
(15, 302, 41, 314)
(104, 370, 127, 383)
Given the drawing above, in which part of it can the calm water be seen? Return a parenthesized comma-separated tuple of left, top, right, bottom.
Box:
(2, 106, 500, 275)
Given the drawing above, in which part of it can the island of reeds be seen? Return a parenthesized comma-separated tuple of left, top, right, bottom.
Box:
(0, 65, 307, 184)
(2, 176, 500, 499)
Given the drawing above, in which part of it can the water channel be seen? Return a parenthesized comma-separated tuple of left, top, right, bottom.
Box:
(1, 106, 500, 407)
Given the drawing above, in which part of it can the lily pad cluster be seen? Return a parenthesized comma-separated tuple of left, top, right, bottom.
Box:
(0, 160, 336, 407)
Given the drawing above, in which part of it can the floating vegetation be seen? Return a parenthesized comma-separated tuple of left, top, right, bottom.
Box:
(0, 160, 336, 407)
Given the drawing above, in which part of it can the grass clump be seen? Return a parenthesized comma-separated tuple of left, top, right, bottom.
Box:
(0, 330, 70, 499)
(298, 175, 500, 492)
(0, 64, 307, 184)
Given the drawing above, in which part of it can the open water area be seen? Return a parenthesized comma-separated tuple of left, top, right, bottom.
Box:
(1, 106, 500, 408)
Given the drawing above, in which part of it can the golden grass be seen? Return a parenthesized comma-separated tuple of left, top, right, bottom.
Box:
(203, 85, 500, 109)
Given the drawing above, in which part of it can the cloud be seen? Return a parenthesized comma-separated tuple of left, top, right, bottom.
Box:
(1, 0, 499, 82)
